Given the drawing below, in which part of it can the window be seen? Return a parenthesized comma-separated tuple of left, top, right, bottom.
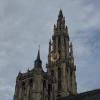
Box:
(70, 71, 72, 86)
(58, 37, 60, 50)
(58, 68, 61, 90)
(48, 84, 52, 100)
(43, 80, 46, 88)
(29, 79, 33, 87)
(57, 94, 61, 98)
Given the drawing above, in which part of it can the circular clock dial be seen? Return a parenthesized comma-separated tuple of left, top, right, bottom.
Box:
(50, 52, 59, 62)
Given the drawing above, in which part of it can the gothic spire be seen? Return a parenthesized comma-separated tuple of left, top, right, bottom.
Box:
(34, 47, 42, 69)
(37, 48, 40, 61)
(58, 9, 63, 20)
(56, 9, 66, 33)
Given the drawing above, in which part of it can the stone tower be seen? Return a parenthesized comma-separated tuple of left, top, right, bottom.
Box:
(48, 10, 77, 98)
(13, 10, 77, 100)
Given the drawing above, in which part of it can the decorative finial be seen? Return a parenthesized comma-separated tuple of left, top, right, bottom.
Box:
(70, 42, 73, 56)
(19, 70, 21, 74)
(46, 62, 48, 68)
(27, 68, 30, 72)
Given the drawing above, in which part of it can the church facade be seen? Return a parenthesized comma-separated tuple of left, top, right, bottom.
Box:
(13, 10, 78, 100)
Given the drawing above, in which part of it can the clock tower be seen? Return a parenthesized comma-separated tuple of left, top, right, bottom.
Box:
(48, 10, 77, 99)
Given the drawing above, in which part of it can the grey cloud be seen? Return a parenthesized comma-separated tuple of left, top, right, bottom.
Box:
(0, 0, 100, 100)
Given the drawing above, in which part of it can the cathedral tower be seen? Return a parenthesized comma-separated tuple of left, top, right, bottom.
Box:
(13, 10, 77, 100)
(48, 10, 77, 98)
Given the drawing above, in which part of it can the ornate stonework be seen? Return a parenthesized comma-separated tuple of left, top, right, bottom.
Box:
(13, 10, 77, 100)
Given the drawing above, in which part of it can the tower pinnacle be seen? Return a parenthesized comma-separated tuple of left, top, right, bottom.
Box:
(34, 47, 42, 69)
(70, 42, 73, 56)
(58, 9, 63, 20)
(37, 47, 40, 60)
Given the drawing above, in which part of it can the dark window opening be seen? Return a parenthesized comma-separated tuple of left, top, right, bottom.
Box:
(58, 38, 60, 50)
(29, 79, 33, 87)
(48, 84, 52, 100)
(58, 68, 61, 90)
(43, 80, 46, 88)
(70, 71, 72, 86)
(57, 94, 61, 98)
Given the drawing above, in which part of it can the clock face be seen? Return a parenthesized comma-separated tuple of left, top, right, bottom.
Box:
(50, 52, 59, 62)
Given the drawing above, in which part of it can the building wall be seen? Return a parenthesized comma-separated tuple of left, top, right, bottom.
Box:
(13, 10, 77, 100)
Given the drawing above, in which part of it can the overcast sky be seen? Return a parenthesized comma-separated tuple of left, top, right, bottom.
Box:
(0, 0, 100, 100)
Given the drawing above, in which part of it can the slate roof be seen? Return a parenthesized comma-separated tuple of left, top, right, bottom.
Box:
(58, 89, 100, 100)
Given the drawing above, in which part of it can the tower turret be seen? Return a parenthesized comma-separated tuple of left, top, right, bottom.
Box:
(48, 10, 77, 99)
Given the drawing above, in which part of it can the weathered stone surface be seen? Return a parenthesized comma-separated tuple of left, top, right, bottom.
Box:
(13, 10, 77, 100)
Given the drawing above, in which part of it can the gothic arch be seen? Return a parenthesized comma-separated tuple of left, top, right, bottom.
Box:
(58, 67, 61, 90)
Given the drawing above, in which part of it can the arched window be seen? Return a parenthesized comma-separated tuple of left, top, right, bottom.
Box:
(58, 68, 61, 90)
(58, 37, 61, 50)
(48, 84, 52, 100)
(29, 79, 33, 87)
(70, 71, 73, 87)
(61, 37, 64, 49)
(57, 94, 61, 98)
(43, 80, 46, 89)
